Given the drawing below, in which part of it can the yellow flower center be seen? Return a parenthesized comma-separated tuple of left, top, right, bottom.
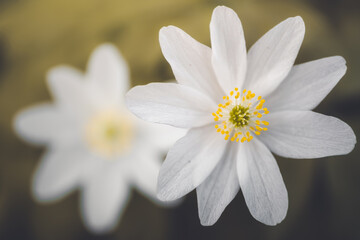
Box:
(212, 88, 269, 143)
(85, 110, 134, 158)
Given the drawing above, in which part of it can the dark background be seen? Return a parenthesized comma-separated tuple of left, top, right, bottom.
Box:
(0, 0, 359, 239)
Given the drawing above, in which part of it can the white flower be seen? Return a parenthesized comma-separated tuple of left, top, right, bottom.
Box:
(125, 6, 356, 226)
(14, 44, 184, 233)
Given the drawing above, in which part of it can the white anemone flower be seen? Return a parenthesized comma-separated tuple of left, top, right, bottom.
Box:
(14, 44, 184, 233)
(126, 6, 356, 226)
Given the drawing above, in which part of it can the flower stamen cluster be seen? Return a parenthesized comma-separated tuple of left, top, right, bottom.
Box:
(212, 88, 269, 142)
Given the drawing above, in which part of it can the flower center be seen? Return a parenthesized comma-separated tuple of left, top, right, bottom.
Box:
(212, 88, 269, 143)
(85, 110, 134, 158)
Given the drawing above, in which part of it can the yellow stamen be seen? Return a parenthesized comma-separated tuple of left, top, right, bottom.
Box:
(213, 88, 269, 143)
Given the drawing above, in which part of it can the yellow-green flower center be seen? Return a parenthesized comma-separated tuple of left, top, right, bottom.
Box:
(212, 88, 269, 143)
(85, 110, 134, 158)
(229, 105, 250, 128)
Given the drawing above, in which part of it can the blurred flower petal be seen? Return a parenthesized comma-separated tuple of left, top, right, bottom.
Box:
(81, 165, 130, 233)
(87, 44, 129, 105)
(33, 148, 97, 201)
(14, 103, 76, 145)
(129, 150, 162, 204)
(47, 65, 96, 117)
(140, 122, 187, 151)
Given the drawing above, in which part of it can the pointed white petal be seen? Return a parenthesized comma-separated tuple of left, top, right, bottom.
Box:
(157, 125, 228, 201)
(87, 44, 129, 105)
(244, 17, 305, 97)
(81, 165, 130, 233)
(159, 26, 224, 101)
(14, 103, 76, 145)
(46, 66, 95, 117)
(266, 56, 347, 111)
(210, 6, 247, 93)
(33, 149, 96, 202)
(197, 143, 239, 226)
(126, 83, 216, 128)
(260, 111, 356, 158)
(237, 138, 288, 225)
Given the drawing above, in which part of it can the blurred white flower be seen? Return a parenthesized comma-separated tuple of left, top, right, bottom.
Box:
(126, 6, 356, 226)
(14, 44, 184, 233)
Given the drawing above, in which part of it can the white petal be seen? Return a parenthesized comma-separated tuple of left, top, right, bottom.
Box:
(159, 26, 224, 101)
(14, 103, 76, 145)
(126, 82, 216, 128)
(33, 148, 96, 202)
(210, 6, 247, 93)
(46, 66, 95, 117)
(260, 111, 356, 158)
(81, 164, 130, 233)
(237, 138, 288, 225)
(244, 16, 305, 97)
(265, 56, 347, 112)
(197, 143, 239, 226)
(87, 44, 129, 105)
(157, 124, 228, 201)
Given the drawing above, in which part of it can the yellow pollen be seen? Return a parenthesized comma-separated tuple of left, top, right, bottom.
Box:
(262, 121, 269, 125)
(212, 88, 270, 143)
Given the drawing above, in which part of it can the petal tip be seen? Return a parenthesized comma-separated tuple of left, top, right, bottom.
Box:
(212, 5, 239, 19)
(213, 5, 231, 12)
(292, 15, 305, 29)
(198, 210, 218, 226)
(159, 25, 177, 35)
(199, 219, 216, 227)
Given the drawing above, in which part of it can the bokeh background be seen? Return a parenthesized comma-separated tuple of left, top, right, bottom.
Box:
(0, 0, 359, 239)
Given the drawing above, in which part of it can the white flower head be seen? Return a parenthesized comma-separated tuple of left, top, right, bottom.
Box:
(126, 6, 356, 226)
(14, 43, 184, 233)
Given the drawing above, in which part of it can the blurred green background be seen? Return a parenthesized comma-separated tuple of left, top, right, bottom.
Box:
(0, 0, 359, 239)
